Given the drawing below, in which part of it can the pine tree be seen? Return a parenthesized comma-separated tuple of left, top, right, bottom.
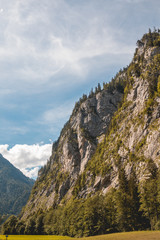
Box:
(97, 83, 101, 92)
(157, 76, 160, 95)
(148, 28, 153, 46)
(115, 167, 130, 231)
(24, 218, 36, 234)
(105, 188, 117, 232)
(35, 213, 45, 234)
(127, 168, 145, 230)
(2, 215, 18, 234)
(140, 161, 159, 229)
(89, 88, 94, 98)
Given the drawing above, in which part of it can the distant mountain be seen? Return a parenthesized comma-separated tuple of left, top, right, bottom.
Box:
(0, 154, 34, 215)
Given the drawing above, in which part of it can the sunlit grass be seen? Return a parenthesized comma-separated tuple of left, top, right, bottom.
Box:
(78, 231, 160, 240)
(1, 231, 160, 240)
(0, 236, 72, 240)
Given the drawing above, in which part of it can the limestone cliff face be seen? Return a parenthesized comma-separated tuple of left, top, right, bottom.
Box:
(21, 31, 160, 221)
(76, 34, 160, 196)
(21, 86, 123, 219)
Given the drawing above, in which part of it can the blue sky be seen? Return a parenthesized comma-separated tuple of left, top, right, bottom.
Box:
(0, 0, 159, 178)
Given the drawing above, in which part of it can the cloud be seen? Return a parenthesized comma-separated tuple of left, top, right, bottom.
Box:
(32, 100, 75, 142)
(116, 0, 145, 2)
(0, 0, 150, 99)
(0, 0, 159, 94)
(0, 0, 136, 94)
(0, 0, 160, 146)
(22, 166, 41, 180)
(42, 102, 74, 124)
(0, 143, 52, 179)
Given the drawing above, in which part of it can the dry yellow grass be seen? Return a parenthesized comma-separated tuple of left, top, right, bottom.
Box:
(0, 236, 71, 240)
(1, 231, 160, 240)
(75, 231, 160, 240)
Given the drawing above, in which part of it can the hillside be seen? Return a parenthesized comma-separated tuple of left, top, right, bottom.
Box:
(0, 154, 34, 215)
(3, 29, 160, 236)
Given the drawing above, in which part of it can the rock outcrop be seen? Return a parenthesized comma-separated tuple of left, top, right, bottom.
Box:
(21, 85, 123, 219)
(20, 31, 160, 224)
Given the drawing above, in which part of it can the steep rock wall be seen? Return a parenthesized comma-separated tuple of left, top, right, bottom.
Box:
(21, 87, 123, 219)
(20, 31, 160, 223)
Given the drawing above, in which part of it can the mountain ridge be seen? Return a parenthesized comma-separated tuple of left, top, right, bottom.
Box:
(3, 29, 160, 236)
(0, 154, 34, 216)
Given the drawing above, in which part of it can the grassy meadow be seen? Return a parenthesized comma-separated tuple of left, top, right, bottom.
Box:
(1, 231, 160, 240)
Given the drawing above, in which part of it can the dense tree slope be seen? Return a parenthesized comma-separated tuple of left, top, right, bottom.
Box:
(0, 154, 34, 215)
(3, 30, 160, 236)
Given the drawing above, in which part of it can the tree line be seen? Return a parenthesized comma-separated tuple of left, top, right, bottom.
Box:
(2, 164, 160, 237)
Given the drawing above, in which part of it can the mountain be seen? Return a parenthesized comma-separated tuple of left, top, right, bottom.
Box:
(21, 82, 123, 216)
(3, 29, 160, 236)
(0, 154, 34, 215)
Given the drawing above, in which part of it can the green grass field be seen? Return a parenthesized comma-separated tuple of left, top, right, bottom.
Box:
(1, 231, 160, 240)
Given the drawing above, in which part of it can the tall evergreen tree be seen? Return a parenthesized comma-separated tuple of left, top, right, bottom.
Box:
(127, 168, 145, 230)
(115, 167, 130, 231)
(97, 83, 101, 92)
(140, 161, 159, 229)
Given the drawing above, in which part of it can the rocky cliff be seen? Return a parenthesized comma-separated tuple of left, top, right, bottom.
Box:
(21, 81, 123, 219)
(21, 30, 160, 219)
(5, 30, 160, 236)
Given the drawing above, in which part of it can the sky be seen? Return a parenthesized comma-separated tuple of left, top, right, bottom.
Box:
(0, 0, 159, 179)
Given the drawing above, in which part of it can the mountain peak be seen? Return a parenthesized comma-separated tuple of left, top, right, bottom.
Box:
(4, 30, 160, 236)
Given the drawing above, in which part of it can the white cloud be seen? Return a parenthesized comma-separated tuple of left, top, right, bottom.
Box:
(33, 101, 75, 141)
(0, 0, 159, 92)
(42, 102, 74, 124)
(0, 143, 52, 179)
(116, 0, 145, 2)
(0, 0, 160, 147)
(0, 0, 136, 94)
(22, 166, 41, 180)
